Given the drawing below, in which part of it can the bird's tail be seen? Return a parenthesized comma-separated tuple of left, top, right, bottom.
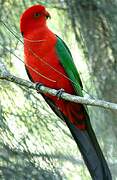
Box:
(43, 95, 112, 179)
(64, 114, 112, 180)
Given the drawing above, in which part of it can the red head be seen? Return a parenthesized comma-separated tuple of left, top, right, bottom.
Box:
(20, 5, 50, 37)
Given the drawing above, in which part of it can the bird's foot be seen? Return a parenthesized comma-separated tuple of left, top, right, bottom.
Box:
(35, 82, 43, 93)
(56, 88, 65, 99)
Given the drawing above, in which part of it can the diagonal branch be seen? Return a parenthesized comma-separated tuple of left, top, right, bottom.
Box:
(0, 60, 117, 110)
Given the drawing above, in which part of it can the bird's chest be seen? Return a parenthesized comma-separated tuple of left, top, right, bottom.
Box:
(24, 41, 75, 114)
(25, 47, 74, 95)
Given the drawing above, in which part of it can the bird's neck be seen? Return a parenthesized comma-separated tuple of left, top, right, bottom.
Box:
(24, 25, 57, 57)
(24, 25, 56, 43)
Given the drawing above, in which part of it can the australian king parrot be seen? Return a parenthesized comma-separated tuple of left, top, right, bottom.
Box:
(20, 5, 112, 179)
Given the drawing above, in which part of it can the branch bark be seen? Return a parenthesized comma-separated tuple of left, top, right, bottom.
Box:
(0, 60, 117, 111)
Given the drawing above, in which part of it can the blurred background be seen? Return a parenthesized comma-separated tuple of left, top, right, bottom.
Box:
(0, 0, 117, 179)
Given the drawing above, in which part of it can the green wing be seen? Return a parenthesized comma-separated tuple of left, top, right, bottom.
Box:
(55, 36, 83, 97)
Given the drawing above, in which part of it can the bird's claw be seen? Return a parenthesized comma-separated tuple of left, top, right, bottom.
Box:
(56, 88, 65, 99)
(35, 82, 43, 93)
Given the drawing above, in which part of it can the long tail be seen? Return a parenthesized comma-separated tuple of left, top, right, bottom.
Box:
(64, 114, 112, 180)
(42, 96, 112, 179)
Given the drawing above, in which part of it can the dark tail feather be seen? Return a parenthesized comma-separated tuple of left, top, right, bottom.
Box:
(42, 96, 112, 179)
(64, 115, 112, 180)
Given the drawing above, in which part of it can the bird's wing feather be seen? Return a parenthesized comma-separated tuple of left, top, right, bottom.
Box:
(55, 35, 83, 96)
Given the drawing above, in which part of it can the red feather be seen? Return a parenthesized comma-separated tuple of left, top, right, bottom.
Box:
(20, 5, 86, 129)
(20, 5, 112, 179)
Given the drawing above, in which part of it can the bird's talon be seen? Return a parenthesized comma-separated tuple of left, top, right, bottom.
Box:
(56, 88, 65, 99)
(35, 82, 43, 93)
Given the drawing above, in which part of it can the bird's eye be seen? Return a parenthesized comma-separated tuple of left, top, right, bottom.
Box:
(34, 12, 41, 18)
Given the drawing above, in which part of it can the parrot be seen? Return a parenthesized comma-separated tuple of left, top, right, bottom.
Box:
(20, 5, 112, 179)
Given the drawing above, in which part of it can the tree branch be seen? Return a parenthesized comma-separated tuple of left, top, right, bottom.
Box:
(0, 60, 117, 110)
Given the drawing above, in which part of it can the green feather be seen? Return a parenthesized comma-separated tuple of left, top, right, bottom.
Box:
(55, 36, 83, 97)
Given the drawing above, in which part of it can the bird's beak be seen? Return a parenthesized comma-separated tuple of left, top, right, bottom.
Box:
(45, 10, 51, 19)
